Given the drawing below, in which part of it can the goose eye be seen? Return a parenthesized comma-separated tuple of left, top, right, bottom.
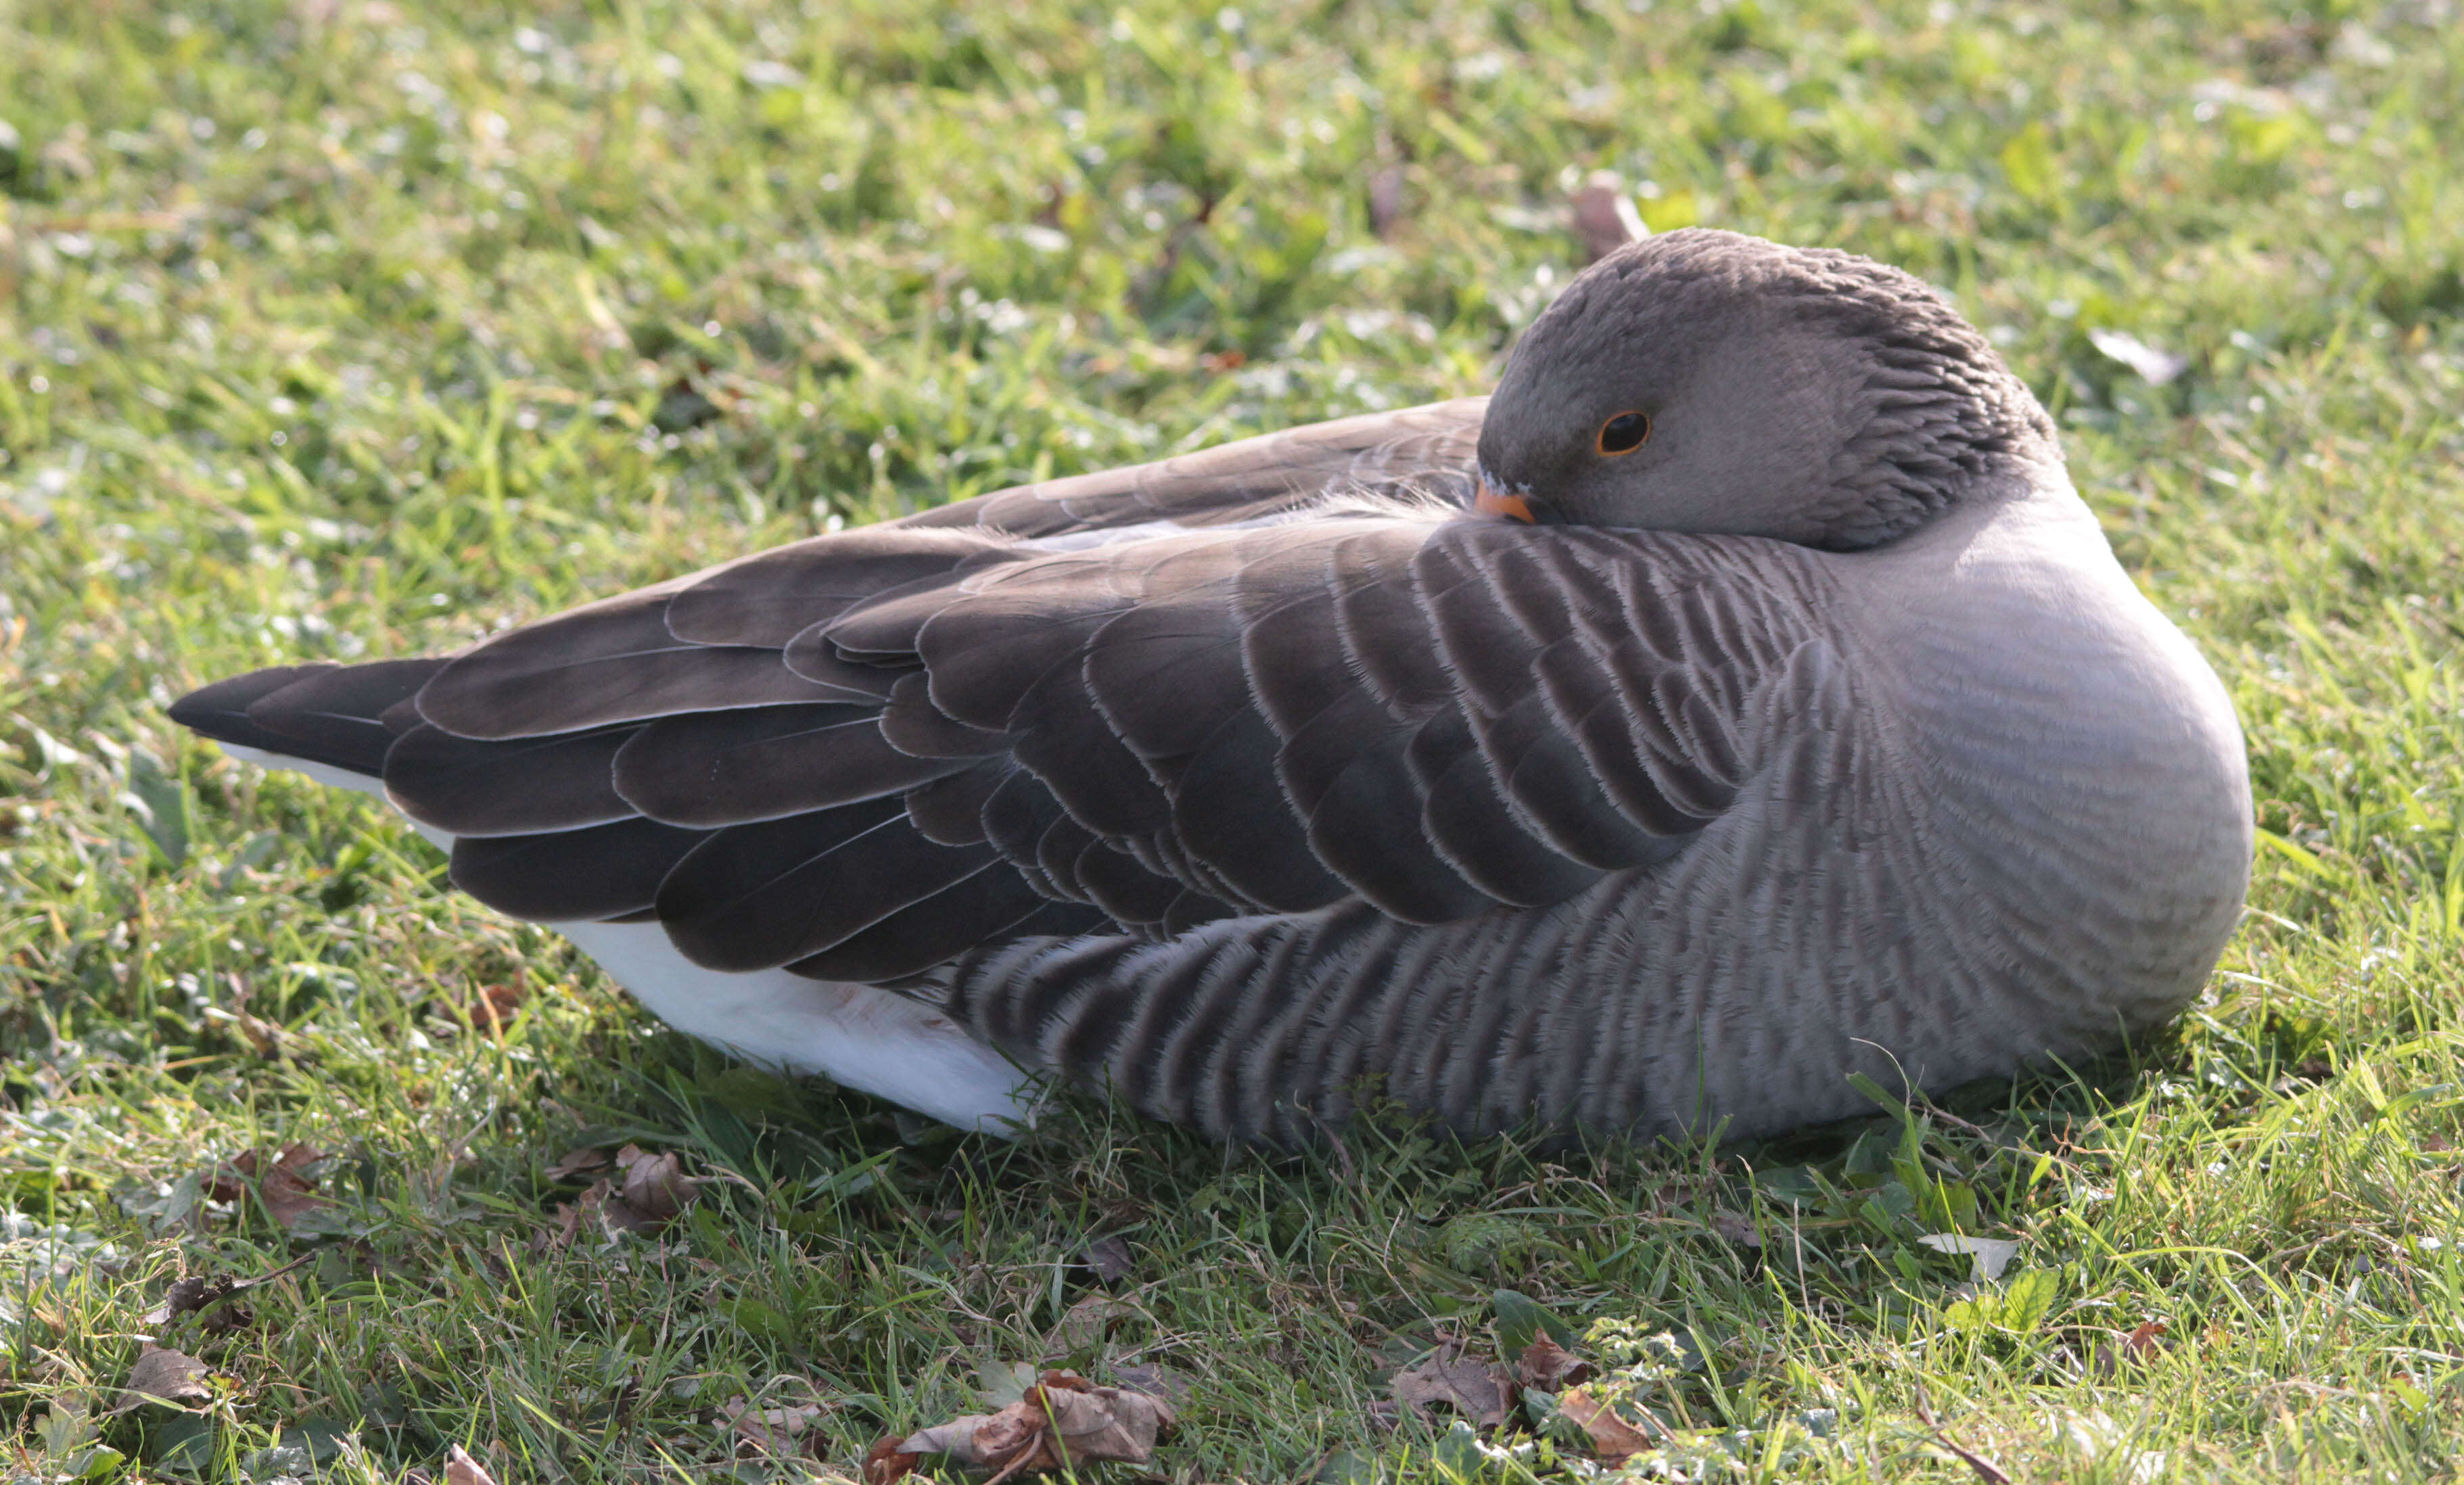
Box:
(1597, 411, 1652, 456)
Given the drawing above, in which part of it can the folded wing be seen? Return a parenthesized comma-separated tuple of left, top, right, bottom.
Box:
(173, 401, 1839, 1004)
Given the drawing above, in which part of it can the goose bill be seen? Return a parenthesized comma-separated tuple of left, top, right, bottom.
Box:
(1470, 475, 1539, 523)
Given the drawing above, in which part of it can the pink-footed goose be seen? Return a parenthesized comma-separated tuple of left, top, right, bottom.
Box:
(171, 229, 2253, 1143)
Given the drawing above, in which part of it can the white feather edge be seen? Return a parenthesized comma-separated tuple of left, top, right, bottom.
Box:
(212, 741, 1042, 1134)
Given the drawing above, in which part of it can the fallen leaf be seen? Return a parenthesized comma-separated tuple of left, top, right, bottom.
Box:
(1053, 1295, 1138, 1352)
(451, 976, 524, 1035)
(139, 1254, 310, 1328)
(114, 1345, 210, 1411)
(2122, 1319, 2168, 1360)
(900, 1369, 1176, 1477)
(1077, 1234, 1134, 1286)
(1569, 170, 1648, 262)
(544, 1148, 702, 1242)
(444, 1444, 497, 1485)
(1558, 1386, 1659, 1465)
(862, 1434, 919, 1484)
(142, 1276, 216, 1327)
(1039, 1371, 1176, 1468)
(613, 1145, 701, 1225)
(1709, 1208, 1763, 1248)
(584, 1179, 655, 1233)
(1514, 1338, 1593, 1393)
(1109, 1361, 1194, 1407)
(536, 1200, 584, 1252)
(543, 1146, 609, 1181)
(1645, 1177, 1708, 1215)
(722, 1396, 829, 1457)
(210, 1144, 335, 1230)
(902, 1400, 1048, 1475)
(1391, 1350, 1513, 1429)
(2084, 1319, 2170, 1382)
(1917, 1233, 2022, 1281)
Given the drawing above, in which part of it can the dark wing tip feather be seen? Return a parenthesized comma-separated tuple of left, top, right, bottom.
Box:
(170, 659, 448, 777)
(170, 664, 338, 745)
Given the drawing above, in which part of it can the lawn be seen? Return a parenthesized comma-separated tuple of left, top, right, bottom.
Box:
(3, 0, 2461, 1480)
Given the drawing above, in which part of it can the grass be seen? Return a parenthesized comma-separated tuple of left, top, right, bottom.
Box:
(2, 0, 2461, 1479)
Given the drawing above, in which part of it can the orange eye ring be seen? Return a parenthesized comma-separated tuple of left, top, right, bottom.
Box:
(1597, 411, 1652, 456)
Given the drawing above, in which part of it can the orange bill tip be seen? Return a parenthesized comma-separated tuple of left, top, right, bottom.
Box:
(1472, 481, 1537, 523)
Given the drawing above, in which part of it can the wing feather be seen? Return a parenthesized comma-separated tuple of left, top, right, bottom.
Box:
(176, 400, 1842, 1042)
(611, 703, 967, 826)
(655, 800, 999, 970)
(385, 724, 636, 836)
(448, 817, 707, 920)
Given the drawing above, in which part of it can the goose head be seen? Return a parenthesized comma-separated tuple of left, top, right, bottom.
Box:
(1471, 228, 2058, 550)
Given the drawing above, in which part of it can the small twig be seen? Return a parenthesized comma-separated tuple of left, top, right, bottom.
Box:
(1309, 1108, 1358, 1185)
(1911, 1381, 2012, 1485)
(241, 1252, 316, 1289)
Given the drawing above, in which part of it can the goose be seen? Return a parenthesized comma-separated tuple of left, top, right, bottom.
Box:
(170, 229, 2253, 1144)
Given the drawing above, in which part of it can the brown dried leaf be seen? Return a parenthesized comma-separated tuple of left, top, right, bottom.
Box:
(139, 1254, 309, 1327)
(114, 1344, 210, 1411)
(536, 1200, 584, 1252)
(1392, 1351, 1513, 1429)
(1710, 1208, 1763, 1248)
(443, 1444, 498, 1485)
(1109, 1361, 1194, 1407)
(584, 1178, 655, 1233)
(900, 1371, 1176, 1476)
(211, 1144, 335, 1230)
(613, 1145, 700, 1226)
(1077, 1234, 1134, 1286)
(1039, 1370, 1176, 1467)
(142, 1275, 220, 1327)
(543, 1146, 609, 1181)
(722, 1396, 829, 1458)
(1569, 171, 1648, 262)
(1514, 1338, 1593, 1393)
(902, 1398, 1050, 1474)
(862, 1434, 920, 1485)
(1645, 1177, 1708, 1216)
(467, 980, 524, 1035)
(1558, 1386, 1660, 1465)
(900, 1405, 1019, 1461)
(2087, 1319, 2172, 1380)
(1052, 1295, 1138, 1352)
(256, 1174, 331, 1229)
(547, 1148, 701, 1243)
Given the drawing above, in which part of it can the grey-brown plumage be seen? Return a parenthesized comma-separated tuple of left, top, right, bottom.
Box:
(170, 230, 2253, 1141)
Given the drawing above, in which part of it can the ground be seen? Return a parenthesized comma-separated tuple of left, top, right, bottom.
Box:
(2, 1, 2461, 1481)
